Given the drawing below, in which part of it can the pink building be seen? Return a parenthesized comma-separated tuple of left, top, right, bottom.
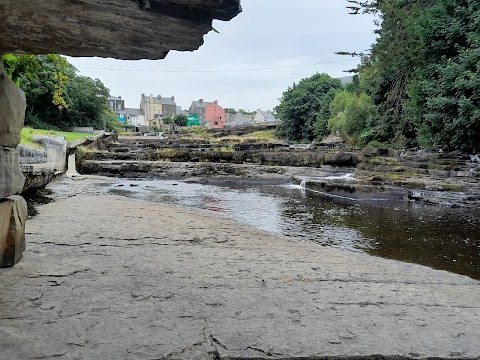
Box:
(204, 101, 225, 129)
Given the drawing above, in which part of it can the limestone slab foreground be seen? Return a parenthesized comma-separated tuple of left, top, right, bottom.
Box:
(0, 62, 26, 147)
(0, 192, 478, 359)
(0, 195, 27, 267)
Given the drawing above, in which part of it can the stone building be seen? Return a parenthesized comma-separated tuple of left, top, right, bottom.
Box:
(204, 100, 225, 129)
(253, 109, 278, 123)
(189, 99, 211, 124)
(126, 108, 147, 127)
(108, 96, 127, 123)
(140, 94, 177, 126)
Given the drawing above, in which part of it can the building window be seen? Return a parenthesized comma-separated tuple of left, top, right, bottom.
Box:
(214, 121, 219, 126)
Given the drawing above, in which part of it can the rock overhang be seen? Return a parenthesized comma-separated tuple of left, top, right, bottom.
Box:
(0, 0, 242, 60)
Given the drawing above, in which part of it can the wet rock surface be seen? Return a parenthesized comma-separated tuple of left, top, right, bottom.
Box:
(78, 137, 480, 208)
(0, 195, 27, 267)
(80, 160, 352, 185)
(0, 182, 479, 359)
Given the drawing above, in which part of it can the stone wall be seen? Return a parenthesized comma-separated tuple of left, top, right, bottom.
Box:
(0, 62, 28, 267)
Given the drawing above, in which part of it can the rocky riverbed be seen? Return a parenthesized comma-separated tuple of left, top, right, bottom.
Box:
(1, 175, 479, 359)
(78, 136, 480, 208)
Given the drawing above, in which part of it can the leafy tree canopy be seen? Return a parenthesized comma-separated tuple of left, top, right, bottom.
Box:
(173, 114, 188, 127)
(2, 54, 113, 132)
(275, 73, 342, 141)
(350, 0, 480, 151)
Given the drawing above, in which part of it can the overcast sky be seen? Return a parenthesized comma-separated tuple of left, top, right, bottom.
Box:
(67, 0, 376, 112)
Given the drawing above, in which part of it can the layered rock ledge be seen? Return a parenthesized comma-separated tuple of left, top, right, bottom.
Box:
(0, 0, 242, 59)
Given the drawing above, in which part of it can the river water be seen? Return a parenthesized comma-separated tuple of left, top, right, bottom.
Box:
(49, 177, 480, 280)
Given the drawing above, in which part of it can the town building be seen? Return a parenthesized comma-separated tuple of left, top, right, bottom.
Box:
(108, 96, 125, 113)
(125, 108, 148, 126)
(140, 94, 177, 126)
(107, 96, 127, 122)
(204, 101, 225, 129)
(253, 109, 278, 123)
(189, 99, 211, 124)
(226, 113, 253, 127)
(187, 114, 200, 127)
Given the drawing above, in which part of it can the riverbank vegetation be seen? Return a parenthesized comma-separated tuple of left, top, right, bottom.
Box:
(276, 0, 480, 152)
(2, 54, 119, 133)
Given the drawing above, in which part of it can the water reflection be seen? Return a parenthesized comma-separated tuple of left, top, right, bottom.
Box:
(54, 178, 480, 280)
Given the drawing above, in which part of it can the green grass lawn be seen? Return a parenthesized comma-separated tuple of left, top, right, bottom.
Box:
(21, 128, 94, 147)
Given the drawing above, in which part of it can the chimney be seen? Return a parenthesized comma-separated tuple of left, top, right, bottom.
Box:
(157, 95, 161, 99)
(257, 109, 261, 113)
(199, 99, 203, 104)
(214, 100, 218, 105)
(171, 96, 175, 101)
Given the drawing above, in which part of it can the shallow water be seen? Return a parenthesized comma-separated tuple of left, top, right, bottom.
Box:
(51, 177, 480, 280)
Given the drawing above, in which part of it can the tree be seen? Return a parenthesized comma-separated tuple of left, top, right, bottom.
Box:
(100, 109, 120, 134)
(275, 73, 342, 141)
(411, 0, 480, 151)
(62, 75, 110, 129)
(327, 91, 375, 141)
(162, 116, 173, 124)
(344, 0, 480, 151)
(1, 54, 40, 85)
(14, 54, 75, 129)
(173, 114, 188, 127)
(2, 54, 114, 132)
(225, 108, 237, 114)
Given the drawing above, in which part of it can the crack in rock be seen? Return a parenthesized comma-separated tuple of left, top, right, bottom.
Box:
(27, 269, 92, 278)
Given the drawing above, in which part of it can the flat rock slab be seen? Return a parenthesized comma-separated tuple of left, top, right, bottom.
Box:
(0, 192, 479, 359)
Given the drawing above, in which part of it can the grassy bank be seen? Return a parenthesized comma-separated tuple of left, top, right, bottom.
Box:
(21, 128, 93, 148)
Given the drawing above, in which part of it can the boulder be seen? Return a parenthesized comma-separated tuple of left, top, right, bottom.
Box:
(324, 152, 360, 166)
(0, 147, 25, 198)
(0, 195, 27, 267)
(0, 62, 26, 147)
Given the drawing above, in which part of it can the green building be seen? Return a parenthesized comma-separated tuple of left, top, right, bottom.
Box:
(187, 114, 200, 127)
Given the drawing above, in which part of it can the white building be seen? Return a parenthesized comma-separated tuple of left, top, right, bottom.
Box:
(253, 109, 278, 123)
(126, 108, 148, 126)
(226, 113, 253, 127)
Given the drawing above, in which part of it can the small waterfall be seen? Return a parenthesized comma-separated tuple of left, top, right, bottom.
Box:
(324, 173, 355, 181)
(300, 180, 307, 189)
(66, 154, 79, 176)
